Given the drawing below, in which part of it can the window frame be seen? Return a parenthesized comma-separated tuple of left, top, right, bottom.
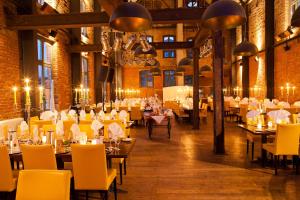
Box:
(163, 70, 176, 87)
(163, 35, 176, 43)
(186, 0, 199, 8)
(146, 35, 153, 43)
(163, 50, 176, 58)
(139, 70, 154, 88)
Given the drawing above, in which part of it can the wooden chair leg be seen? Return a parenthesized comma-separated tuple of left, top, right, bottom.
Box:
(274, 155, 278, 175)
(114, 178, 118, 200)
(119, 163, 123, 184)
(251, 142, 254, 160)
(124, 159, 127, 175)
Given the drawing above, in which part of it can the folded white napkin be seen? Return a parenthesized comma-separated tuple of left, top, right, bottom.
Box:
(246, 110, 260, 119)
(90, 110, 95, 120)
(278, 101, 290, 108)
(111, 109, 117, 117)
(70, 123, 80, 139)
(267, 110, 291, 122)
(99, 110, 105, 120)
(151, 115, 166, 124)
(91, 120, 103, 137)
(20, 121, 29, 134)
(235, 96, 241, 101)
(79, 110, 86, 120)
(272, 99, 279, 104)
(119, 110, 128, 121)
(68, 109, 76, 116)
(60, 111, 68, 121)
(264, 99, 271, 103)
(56, 120, 64, 136)
(108, 122, 124, 139)
(32, 126, 39, 142)
(40, 111, 55, 120)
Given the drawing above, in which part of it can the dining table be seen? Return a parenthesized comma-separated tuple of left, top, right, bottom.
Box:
(144, 113, 171, 139)
(238, 124, 276, 166)
(8, 138, 136, 169)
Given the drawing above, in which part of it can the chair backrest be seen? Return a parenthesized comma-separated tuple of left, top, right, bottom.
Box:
(0, 124, 8, 140)
(71, 144, 108, 190)
(63, 120, 75, 140)
(0, 145, 15, 192)
(21, 144, 57, 169)
(292, 114, 299, 124)
(239, 104, 248, 123)
(42, 124, 57, 138)
(103, 120, 125, 139)
(130, 106, 142, 120)
(275, 124, 300, 155)
(79, 119, 92, 125)
(78, 124, 94, 139)
(16, 170, 71, 200)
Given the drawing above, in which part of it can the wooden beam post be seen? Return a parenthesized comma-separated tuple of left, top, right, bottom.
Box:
(230, 28, 237, 91)
(265, 0, 275, 99)
(212, 30, 225, 154)
(193, 47, 200, 129)
(242, 3, 249, 97)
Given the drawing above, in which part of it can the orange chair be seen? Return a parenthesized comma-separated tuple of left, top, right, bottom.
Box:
(21, 144, 57, 170)
(78, 124, 94, 139)
(71, 144, 117, 200)
(16, 170, 71, 200)
(0, 145, 18, 198)
(63, 120, 75, 140)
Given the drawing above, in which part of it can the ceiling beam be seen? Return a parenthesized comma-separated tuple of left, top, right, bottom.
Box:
(69, 42, 194, 52)
(193, 23, 210, 48)
(6, 8, 205, 30)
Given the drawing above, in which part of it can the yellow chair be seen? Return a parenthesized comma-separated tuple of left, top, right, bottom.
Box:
(71, 144, 117, 200)
(16, 170, 71, 200)
(78, 124, 94, 139)
(85, 113, 91, 120)
(0, 145, 17, 196)
(21, 144, 57, 170)
(292, 114, 299, 124)
(130, 106, 143, 124)
(63, 120, 75, 140)
(42, 124, 57, 139)
(0, 124, 9, 140)
(262, 124, 300, 175)
(79, 119, 92, 125)
(103, 120, 126, 139)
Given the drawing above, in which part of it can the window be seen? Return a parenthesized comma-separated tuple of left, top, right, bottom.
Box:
(184, 75, 193, 86)
(146, 35, 153, 43)
(163, 50, 176, 58)
(80, 0, 88, 38)
(81, 57, 89, 88)
(163, 35, 175, 42)
(186, 37, 193, 58)
(163, 70, 176, 87)
(187, 0, 198, 8)
(37, 38, 53, 110)
(140, 70, 153, 88)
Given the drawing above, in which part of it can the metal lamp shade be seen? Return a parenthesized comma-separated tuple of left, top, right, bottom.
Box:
(109, 2, 152, 32)
(178, 57, 193, 67)
(291, 6, 300, 27)
(202, 0, 246, 30)
(150, 67, 161, 76)
(134, 46, 157, 59)
(234, 41, 258, 57)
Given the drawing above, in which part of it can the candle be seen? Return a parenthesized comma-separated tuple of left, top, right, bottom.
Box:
(86, 89, 89, 101)
(39, 86, 43, 105)
(75, 88, 78, 103)
(24, 86, 31, 105)
(268, 121, 273, 129)
(80, 84, 83, 100)
(42, 135, 47, 144)
(286, 83, 290, 95)
(24, 78, 30, 87)
(12, 86, 17, 106)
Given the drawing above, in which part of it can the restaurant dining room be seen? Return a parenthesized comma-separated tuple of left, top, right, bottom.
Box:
(2, 0, 300, 199)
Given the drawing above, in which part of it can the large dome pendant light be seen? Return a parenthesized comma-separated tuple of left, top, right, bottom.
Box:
(109, 2, 152, 32)
(202, 0, 246, 31)
(233, 3, 258, 57)
(291, 6, 300, 27)
(134, 45, 157, 59)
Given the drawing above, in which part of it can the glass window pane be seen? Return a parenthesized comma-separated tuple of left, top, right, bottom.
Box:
(38, 65, 43, 85)
(37, 39, 42, 61)
(44, 43, 52, 64)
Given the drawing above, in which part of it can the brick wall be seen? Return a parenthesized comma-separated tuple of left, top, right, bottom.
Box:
(0, 0, 22, 120)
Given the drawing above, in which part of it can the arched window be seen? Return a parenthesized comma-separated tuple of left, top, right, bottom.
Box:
(140, 70, 154, 88)
(163, 70, 176, 87)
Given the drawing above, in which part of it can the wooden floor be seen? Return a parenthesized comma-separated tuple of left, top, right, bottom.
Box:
(86, 114, 300, 200)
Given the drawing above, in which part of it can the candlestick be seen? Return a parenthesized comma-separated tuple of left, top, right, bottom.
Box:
(39, 86, 43, 106)
(86, 89, 89, 102)
(292, 86, 296, 96)
(24, 86, 31, 105)
(12, 86, 17, 106)
(75, 88, 78, 104)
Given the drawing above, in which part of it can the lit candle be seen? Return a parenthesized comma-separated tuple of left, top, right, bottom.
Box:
(86, 89, 89, 101)
(75, 88, 78, 103)
(39, 86, 43, 105)
(42, 135, 47, 144)
(268, 121, 273, 129)
(280, 86, 284, 96)
(24, 86, 31, 105)
(24, 78, 30, 87)
(12, 86, 17, 106)
(286, 83, 290, 95)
